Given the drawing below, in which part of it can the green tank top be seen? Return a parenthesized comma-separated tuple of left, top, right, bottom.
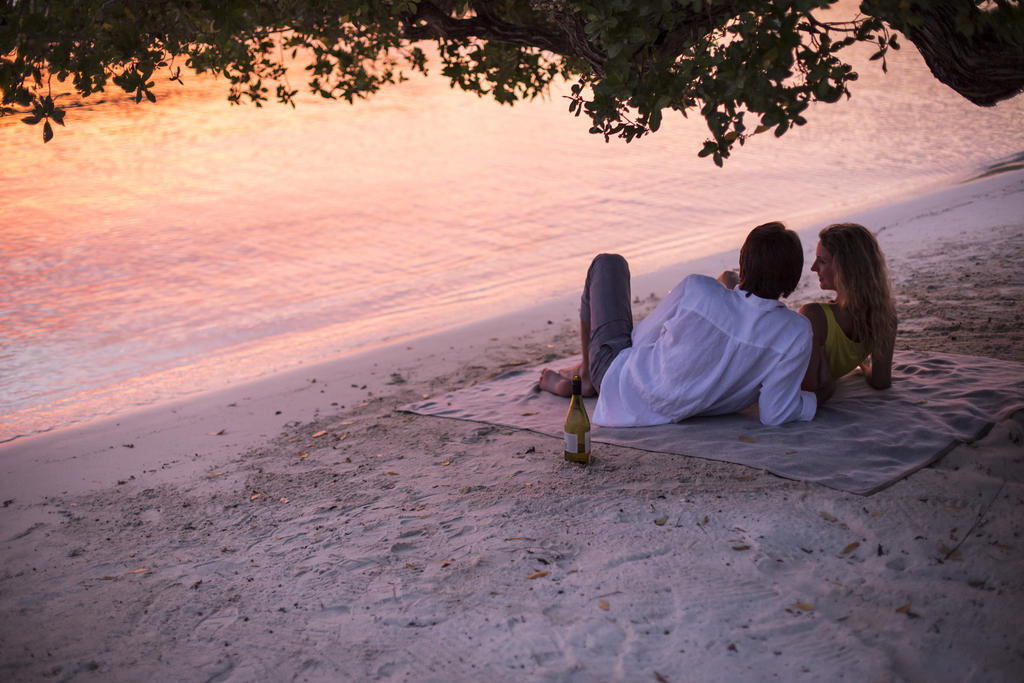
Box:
(820, 303, 868, 379)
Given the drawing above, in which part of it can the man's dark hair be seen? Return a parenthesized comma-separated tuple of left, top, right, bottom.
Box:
(738, 221, 803, 299)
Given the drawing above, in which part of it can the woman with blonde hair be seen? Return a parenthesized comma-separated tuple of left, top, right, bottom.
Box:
(799, 223, 897, 404)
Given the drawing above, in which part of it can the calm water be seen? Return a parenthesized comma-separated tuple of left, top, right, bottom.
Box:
(2, 34, 1023, 443)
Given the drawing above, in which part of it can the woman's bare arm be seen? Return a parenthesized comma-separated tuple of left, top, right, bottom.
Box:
(862, 328, 895, 389)
(798, 303, 836, 405)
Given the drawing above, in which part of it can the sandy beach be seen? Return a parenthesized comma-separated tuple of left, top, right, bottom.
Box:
(2, 169, 1023, 681)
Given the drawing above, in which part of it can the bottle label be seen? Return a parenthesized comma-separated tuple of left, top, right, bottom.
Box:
(564, 431, 590, 453)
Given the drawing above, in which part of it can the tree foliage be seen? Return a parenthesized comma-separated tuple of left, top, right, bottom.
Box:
(2, 0, 1022, 163)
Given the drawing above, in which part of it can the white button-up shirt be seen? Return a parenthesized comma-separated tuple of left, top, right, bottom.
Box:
(593, 274, 817, 427)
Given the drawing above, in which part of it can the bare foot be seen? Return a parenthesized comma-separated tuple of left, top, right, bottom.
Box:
(538, 368, 572, 396)
(558, 363, 597, 396)
(538, 364, 597, 397)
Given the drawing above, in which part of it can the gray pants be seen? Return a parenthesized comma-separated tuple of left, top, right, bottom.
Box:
(581, 253, 634, 390)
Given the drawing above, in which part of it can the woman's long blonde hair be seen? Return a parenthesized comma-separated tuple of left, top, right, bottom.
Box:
(819, 223, 897, 351)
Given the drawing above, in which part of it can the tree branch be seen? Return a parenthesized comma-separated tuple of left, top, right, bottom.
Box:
(404, 1, 573, 53)
(874, 3, 1024, 106)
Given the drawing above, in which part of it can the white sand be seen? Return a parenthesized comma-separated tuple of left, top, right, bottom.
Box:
(1, 170, 1023, 681)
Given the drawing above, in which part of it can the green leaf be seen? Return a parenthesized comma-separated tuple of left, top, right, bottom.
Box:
(649, 108, 662, 132)
(698, 140, 717, 157)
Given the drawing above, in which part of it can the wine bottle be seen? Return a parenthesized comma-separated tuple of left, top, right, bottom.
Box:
(564, 375, 591, 464)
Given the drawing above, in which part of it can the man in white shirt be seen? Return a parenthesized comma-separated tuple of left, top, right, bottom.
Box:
(539, 222, 818, 426)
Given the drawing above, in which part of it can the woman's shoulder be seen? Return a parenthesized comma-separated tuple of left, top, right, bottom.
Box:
(798, 301, 830, 318)
(797, 301, 830, 338)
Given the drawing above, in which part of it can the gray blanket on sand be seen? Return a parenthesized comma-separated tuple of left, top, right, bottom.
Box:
(400, 351, 1024, 495)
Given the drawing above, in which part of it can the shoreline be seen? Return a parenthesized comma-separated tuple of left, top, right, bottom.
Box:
(3, 168, 1022, 507)
(1, 169, 1023, 681)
